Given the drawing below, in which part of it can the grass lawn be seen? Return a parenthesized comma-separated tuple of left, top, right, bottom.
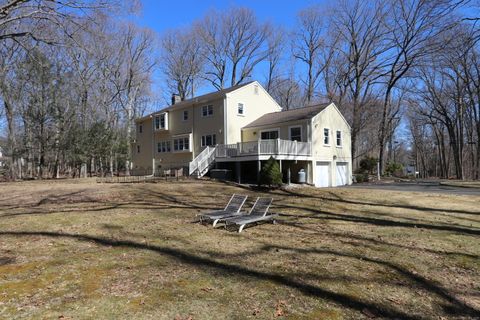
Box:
(0, 179, 479, 319)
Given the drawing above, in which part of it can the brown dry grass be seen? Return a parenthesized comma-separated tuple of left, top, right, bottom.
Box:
(0, 178, 478, 319)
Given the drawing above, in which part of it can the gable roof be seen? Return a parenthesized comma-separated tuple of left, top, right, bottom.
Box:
(136, 81, 256, 122)
(242, 103, 331, 129)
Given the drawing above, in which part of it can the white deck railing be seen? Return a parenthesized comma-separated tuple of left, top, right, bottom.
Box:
(189, 146, 216, 176)
(215, 139, 311, 158)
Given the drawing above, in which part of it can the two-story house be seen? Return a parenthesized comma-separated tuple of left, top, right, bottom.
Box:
(132, 81, 352, 187)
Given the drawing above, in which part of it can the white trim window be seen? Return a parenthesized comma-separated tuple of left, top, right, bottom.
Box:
(173, 137, 190, 152)
(138, 124, 143, 133)
(183, 110, 188, 121)
(260, 129, 279, 140)
(155, 113, 168, 130)
(202, 105, 213, 117)
(324, 128, 330, 145)
(289, 126, 302, 141)
(201, 134, 217, 147)
(336, 130, 342, 147)
(157, 141, 171, 153)
(237, 103, 244, 115)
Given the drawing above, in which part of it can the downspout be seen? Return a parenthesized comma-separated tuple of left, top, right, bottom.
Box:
(149, 114, 155, 177)
(223, 94, 228, 144)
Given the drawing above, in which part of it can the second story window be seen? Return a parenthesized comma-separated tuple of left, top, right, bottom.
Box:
(183, 110, 188, 121)
(201, 134, 216, 147)
(324, 128, 330, 145)
(202, 105, 213, 117)
(139, 124, 143, 133)
(336, 130, 342, 147)
(238, 103, 244, 115)
(155, 113, 167, 130)
(137, 145, 140, 153)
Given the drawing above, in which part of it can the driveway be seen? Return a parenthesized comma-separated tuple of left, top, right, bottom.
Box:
(345, 181, 480, 196)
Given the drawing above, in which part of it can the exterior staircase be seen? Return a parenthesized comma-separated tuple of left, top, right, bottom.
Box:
(189, 146, 217, 177)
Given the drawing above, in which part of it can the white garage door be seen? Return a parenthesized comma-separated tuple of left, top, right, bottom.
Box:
(335, 162, 348, 186)
(315, 162, 330, 187)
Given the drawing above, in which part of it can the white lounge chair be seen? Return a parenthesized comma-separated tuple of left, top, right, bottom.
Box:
(223, 197, 277, 232)
(197, 194, 248, 225)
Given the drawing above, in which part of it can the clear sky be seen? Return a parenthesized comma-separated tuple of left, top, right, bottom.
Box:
(134, 0, 322, 31)
(132, 0, 325, 101)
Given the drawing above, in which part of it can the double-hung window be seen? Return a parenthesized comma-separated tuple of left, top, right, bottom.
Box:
(324, 128, 330, 145)
(202, 105, 213, 117)
(155, 113, 167, 130)
(237, 103, 244, 115)
(157, 141, 171, 153)
(201, 134, 216, 147)
(173, 137, 190, 151)
(139, 124, 143, 133)
(336, 130, 342, 147)
(183, 110, 188, 121)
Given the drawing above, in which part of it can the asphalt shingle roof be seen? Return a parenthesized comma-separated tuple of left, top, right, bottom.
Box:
(242, 103, 331, 129)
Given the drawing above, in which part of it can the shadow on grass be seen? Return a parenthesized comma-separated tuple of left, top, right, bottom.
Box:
(3, 230, 474, 319)
(278, 188, 480, 216)
(276, 202, 480, 237)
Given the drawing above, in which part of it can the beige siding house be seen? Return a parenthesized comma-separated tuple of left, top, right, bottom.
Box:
(132, 81, 352, 187)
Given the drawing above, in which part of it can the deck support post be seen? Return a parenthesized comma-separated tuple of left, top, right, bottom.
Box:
(236, 161, 241, 184)
(257, 160, 261, 183)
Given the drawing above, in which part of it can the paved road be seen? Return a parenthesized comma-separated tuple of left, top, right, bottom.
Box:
(345, 181, 480, 196)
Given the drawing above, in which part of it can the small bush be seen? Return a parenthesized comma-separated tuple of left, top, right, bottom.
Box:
(355, 173, 368, 183)
(385, 162, 403, 177)
(259, 157, 283, 188)
(359, 157, 378, 174)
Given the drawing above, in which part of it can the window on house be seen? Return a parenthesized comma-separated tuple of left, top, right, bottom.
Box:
(238, 103, 244, 115)
(201, 134, 217, 147)
(139, 124, 143, 133)
(202, 105, 213, 117)
(173, 137, 190, 151)
(157, 141, 171, 153)
(260, 130, 279, 140)
(336, 130, 342, 147)
(137, 145, 140, 153)
(155, 113, 167, 130)
(183, 110, 188, 121)
(324, 128, 330, 145)
(290, 127, 302, 141)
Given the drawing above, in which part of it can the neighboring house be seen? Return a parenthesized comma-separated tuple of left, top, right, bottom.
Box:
(132, 81, 352, 187)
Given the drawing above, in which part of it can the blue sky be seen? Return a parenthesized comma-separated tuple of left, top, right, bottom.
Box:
(134, 0, 321, 31)
(132, 0, 325, 100)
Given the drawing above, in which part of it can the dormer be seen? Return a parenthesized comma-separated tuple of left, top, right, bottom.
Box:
(154, 112, 169, 131)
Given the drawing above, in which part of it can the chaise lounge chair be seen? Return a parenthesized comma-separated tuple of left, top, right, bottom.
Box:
(197, 194, 248, 225)
(223, 197, 276, 233)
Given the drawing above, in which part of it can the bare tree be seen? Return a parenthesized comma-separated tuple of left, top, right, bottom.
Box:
(376, 0, 463, 174)
(329, 0, 389, 162)
(161, 27, 204, 100)
(265, 27, 285, 93)
(292, 5, 328, 104)
(195, 7, 269, 90)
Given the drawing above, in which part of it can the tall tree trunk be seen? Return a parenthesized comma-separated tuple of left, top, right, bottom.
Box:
(4, 100, 17, 179)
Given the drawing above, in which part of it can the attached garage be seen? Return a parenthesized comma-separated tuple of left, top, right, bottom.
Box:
(315, 161, 330, 187)
(335, 162, 349, 186)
